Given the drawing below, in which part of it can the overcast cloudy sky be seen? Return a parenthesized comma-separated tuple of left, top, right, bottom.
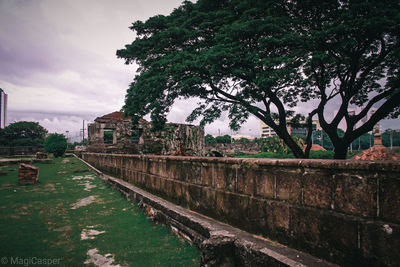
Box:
(1, 0, 398, 142)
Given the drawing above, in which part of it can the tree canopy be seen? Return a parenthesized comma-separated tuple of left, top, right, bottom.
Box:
(0, 121, 48, 147)
(44, 133, 68, 157)
(118, 0, 400, 159)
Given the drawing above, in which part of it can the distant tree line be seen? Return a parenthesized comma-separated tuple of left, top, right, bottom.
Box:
(0, 121, 47, 147)
(205, 129, 400, 152)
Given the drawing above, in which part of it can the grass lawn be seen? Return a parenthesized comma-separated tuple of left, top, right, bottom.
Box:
(0, 156, 199, 266)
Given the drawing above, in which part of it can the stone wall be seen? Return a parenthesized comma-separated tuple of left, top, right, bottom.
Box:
(88, 115, 205, 156)
(81, 152, 400, 266)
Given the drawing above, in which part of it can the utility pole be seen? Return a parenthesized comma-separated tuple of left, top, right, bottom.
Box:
(390, 130, 393, 149)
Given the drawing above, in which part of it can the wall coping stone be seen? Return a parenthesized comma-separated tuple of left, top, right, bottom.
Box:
(83, 152, 400, 172)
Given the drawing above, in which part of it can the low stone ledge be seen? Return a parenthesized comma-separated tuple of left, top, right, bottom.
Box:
(18, 163, 39, 185)
(0, 158, 52, 166)
(78, 155, 337, 267)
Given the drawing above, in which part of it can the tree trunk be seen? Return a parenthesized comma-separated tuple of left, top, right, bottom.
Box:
(280, 132, 306, 158)
(333, 143, 348, 159)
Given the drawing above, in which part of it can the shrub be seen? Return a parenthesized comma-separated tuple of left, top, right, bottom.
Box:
(44, 134, 67, 157)
(308, 150, 334, 159)
(260, 136, 305, 154)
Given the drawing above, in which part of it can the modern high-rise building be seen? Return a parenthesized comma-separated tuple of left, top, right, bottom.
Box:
(0, 88, 8, 129)
(260, 119, 321, 137)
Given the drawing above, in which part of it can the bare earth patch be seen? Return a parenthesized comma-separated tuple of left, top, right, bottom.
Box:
(72, 175, 95, 180)
(81, 181, 96, 192)
(84, 248, 121, 267)
(81, 228, 106, 240)
(71, 196, 96, 210)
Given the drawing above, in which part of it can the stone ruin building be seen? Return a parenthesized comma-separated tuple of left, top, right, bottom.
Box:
(87, 112, 204, 156)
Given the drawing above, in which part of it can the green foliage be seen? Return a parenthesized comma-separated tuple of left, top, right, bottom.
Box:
(382, 129, 400, 147)
(233, 137, 251, 143)
(260, 136, 305, 154)
(44, 134, 67, 157)
(0, 121, 47, 147)
(215, 134, 232, 144)
(118, 0, 400, 159)
(308, 150, 334, 159)
(103, 130, 114, 144)
(204, 134, 216, 145)
(233, 151, 248, 157)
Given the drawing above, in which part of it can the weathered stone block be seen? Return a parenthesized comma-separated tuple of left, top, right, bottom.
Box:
(157, 159, 168, 178)
(360, 221, 400, 267)
(188, 184, 203, 209)
(182, 161, 202, 184)
(247, 198, 267, 233)
(237, 162, 256, 196)
(228, 193, 250, 229)
(214, 163, 237, 192)
(165, 179, 174, 198)
(166, 160, 183, 181)
(215, 191, 229, 217)
(35, 152, 48, 159)
(290, 207, 359, 264)
(173, 181, 183, 201)
(265, 200, 290, 234)
(303, 169, 333, 209)
(200, 188, 216, 215)
(380, 176, 400, 224)
(276, 168, 302, 204)
(254, 169, 275, 199)
(200, 163, 213, 186)
(18, 163, 39, 185)
(333, 172, 377, 217)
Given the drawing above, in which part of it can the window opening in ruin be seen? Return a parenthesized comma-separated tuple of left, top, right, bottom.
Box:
(103, 129, 114, 144)
(131, 128, 142, 144)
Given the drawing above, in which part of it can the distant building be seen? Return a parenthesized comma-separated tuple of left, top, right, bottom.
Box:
(260, 121, 277, 137)
(0, 88, 7, 129)
(259, 119, 321, 137)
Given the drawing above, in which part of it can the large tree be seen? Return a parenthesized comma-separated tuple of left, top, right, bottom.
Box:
(0, 121, 48, 147)
(117, 0, 400, 159)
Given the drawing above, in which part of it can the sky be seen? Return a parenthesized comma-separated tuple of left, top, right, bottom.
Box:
(0, 0, 398, 142)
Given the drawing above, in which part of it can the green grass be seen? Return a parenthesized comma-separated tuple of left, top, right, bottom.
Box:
(0, 157, 199, 266)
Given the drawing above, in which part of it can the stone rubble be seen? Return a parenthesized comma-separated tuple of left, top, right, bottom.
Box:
(18, 163, 39, 185)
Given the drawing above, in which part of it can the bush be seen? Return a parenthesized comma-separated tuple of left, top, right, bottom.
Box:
(260, 136, 305, 154)
(234, 151, 248, 157)
(308, 150, 334, 159)
(44, 134, 67, 157)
